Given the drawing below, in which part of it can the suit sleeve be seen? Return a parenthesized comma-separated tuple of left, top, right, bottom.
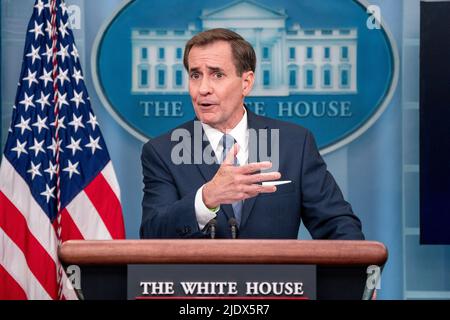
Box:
(300, 130, 365, 240)
(140, 141, 206, 238)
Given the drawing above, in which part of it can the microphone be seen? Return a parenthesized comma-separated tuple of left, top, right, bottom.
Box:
(209, 218, 217, 239)
(228, 217, 238, 239)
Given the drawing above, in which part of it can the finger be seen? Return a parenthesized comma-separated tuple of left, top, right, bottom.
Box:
(257, 185, 277, 193)
(223, 185, 277, 202)
(241, 172, 281, 184)
(238, 161, 273, 174)
(223, 143, 239, 165)
(241, 184, 277, 197)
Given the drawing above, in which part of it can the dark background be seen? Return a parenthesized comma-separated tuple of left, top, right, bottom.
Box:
(420, 1, 450, 244)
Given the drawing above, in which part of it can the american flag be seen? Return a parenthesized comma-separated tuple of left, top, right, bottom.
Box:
(0, 0, 125, 299)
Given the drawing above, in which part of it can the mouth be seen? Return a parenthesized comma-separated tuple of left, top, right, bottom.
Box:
(198, 102, 218, 109)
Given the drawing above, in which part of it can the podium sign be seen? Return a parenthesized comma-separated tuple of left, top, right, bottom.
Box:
(58, 240, 388, 300)
(128, 264, 316, 300)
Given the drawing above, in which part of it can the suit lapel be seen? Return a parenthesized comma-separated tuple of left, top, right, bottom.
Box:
(195, 137, 219, 183)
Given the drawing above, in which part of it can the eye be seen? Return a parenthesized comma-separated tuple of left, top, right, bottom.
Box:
(190, 72, 200, 80)
(213, 72, 224, 79)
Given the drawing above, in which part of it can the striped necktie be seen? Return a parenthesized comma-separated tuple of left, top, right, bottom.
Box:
(221, 134, 243, 226)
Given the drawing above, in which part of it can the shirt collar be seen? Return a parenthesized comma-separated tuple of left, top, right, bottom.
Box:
(201, 107, 248, 153)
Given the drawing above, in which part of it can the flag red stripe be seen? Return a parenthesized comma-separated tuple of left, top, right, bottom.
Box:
(84, 173, 125, 239)
(0, 264, 28, 300)
(53, 209, 84, 242)
(0, 192, 58, 299)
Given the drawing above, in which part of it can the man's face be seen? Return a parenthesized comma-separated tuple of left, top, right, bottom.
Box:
(188, 41, 254, 131)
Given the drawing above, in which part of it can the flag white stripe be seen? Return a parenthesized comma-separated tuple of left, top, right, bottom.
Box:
(102, 161, 121, 201)
(0, 228, 51, 300)
(60, 270, 79, 300)
(0, 158, 58, 262)
(0, 158, 79, 300)
(65, 190, 112, 240)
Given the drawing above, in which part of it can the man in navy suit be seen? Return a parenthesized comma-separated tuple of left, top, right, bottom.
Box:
(140, 28, 364, 240)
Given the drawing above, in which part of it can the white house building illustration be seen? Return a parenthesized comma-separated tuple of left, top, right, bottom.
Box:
(131, 0, 357, 96)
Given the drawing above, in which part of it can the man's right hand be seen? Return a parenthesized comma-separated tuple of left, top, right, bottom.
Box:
(202, 143, 281, 208)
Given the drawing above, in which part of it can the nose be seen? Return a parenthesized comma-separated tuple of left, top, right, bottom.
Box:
(199, 76, 212, 96)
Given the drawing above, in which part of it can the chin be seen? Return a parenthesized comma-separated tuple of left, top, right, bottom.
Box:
(198, 112, 220, 125)
(201, 117, 219, 127)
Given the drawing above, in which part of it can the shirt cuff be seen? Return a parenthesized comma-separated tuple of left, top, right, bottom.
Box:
(195, 185, 219, 230)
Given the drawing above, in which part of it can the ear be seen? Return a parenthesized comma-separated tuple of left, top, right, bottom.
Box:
(242, 71, 255, 96)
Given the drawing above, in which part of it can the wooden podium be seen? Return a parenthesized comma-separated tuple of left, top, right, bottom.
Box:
(59, 240, 387, 300)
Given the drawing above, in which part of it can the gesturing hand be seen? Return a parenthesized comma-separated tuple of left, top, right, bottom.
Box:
(202, 143, 281, 208)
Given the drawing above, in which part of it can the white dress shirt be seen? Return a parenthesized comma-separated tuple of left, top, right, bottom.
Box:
(195, 108, 249, 230)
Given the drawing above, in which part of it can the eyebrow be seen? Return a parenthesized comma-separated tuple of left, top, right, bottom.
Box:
(207, 66, 224, 73)
(189, 66, 225, 73)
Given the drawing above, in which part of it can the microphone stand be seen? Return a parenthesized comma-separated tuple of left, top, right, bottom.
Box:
(228, 217, 238, 239)
(209, 218, 217, 239)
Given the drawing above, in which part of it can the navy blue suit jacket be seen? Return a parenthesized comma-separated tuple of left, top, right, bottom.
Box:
(140, 109, 364, 240)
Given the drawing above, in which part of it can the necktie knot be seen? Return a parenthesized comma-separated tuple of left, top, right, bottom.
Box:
(221, 134, 238, 165)
(222, 134, 235, 152)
